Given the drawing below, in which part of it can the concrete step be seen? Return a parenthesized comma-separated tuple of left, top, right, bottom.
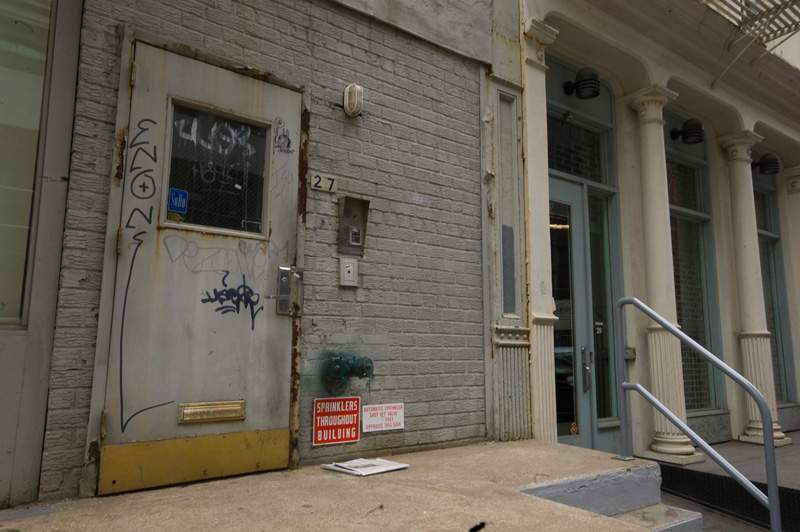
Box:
(612, 503, 703, 532)
(520, 464, 663, 516)
(520, 464, 703, 531)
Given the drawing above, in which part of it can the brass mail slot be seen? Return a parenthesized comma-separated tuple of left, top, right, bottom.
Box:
(178, 400, 245, 423)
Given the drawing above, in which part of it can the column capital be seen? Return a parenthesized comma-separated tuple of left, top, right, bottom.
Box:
(627, 85, 678, 124)
(717, 130, 763, 163)
(523, 18, 558, 70)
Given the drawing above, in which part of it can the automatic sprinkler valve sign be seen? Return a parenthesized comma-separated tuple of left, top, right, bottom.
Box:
(313, 397, 360, 445)
(362, 403, 405, 432)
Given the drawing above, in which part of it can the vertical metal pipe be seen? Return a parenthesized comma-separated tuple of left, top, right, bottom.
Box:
(614, 297, 633, 459)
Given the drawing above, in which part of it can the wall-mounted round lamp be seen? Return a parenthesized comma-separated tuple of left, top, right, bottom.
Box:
(670, 118, 705, 144)
(563, 67, 601, 100)
(343, 83, 363, 117)
(752, 153, 781, 175)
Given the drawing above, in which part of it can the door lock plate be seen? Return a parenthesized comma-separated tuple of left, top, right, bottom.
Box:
(275, 266, 303, 316)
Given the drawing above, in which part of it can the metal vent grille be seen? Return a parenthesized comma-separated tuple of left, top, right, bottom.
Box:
(493, 326, 532, 441)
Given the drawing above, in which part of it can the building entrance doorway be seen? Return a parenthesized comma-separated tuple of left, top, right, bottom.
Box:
(550, 178, 619, 451)
(97, 43, 302, 494)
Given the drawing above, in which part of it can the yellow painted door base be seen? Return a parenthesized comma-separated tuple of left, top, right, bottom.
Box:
(98, 428, 289, 495)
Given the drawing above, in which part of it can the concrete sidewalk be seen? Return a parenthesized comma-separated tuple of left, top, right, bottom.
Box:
(0, 440, 655, 531)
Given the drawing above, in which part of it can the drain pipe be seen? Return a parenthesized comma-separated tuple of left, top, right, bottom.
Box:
(614, 298, 634, 461)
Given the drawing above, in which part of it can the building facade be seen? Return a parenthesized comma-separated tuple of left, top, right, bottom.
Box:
(1, 0, 799, 506)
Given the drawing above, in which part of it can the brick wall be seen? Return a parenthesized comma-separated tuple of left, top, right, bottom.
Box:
(41, 0, 484, 499)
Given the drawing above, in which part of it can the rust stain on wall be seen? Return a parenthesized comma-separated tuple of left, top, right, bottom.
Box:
(288, 319, 302, 469)
(113, 126, 128, 183)
(297, 108, 310, 224)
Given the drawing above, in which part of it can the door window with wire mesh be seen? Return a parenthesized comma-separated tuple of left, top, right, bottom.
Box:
(167, 104, 268, 234)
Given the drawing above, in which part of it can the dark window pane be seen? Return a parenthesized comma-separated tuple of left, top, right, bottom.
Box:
(501, 224, 516, 314)
(550, 201, 578, 435)
(547, 115, 603, 183)
(760, 238, 786, 401)
(672, 215, 712, 410)
(754, 191, 769, 232)
(667, 161, 698, 210)
(589, 195, 615, 418)
(168, 105, 267, 233)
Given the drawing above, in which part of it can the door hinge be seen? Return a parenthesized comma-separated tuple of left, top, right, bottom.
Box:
(116, 228, 122, 255)
(130, 62, 137, 87)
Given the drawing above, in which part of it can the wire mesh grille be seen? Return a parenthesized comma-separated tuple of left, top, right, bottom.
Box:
(168, 105, 268, 233)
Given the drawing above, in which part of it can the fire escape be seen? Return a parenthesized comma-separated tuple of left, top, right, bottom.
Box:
(702, 0, 800, 84)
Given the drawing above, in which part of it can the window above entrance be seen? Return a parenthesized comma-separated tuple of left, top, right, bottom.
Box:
(545, 56, 615, 188)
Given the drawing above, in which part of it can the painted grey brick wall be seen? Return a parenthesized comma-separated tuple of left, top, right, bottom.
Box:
(41, 0, 484, 500)
(298, 0, 485, 462)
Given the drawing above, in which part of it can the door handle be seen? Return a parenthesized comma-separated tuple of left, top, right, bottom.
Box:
(267, 266, 303, 316)
(582, 347, 591, 392)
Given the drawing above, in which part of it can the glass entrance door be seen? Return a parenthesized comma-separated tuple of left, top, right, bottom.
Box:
(550, 179, 593, 447)
(550, 178, 619, 450)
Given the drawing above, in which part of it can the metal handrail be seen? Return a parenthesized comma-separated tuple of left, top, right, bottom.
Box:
(613, 297, 781, 532)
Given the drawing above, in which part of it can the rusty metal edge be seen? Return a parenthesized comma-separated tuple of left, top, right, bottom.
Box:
(288, 97, 310, 469)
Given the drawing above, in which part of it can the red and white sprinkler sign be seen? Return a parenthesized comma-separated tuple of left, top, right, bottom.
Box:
(313, 397, 360, 445)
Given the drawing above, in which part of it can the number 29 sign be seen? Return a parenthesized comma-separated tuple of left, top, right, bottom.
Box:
(310, 173, 338, 193)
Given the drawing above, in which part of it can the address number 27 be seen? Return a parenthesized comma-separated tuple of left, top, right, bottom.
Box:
(311, 174, 337, 193)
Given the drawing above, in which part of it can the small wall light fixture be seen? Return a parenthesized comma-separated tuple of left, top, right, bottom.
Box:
(563, 67, 601, 99)
(752, 153, 781, 175)
(343, 83, 363, 117)
(670, 118, 705, 144)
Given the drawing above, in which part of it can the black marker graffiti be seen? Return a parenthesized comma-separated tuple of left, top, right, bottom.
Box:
(130, 169, 156, 199)
(201, 270, 264, 331)
(118, 118, 173, 433)
(125, 206, 153, 228)
(274, 117, 294, 154)
(271, 162, 294, 199)
(129, 118, 156, 148)
(128, 145, 158, 173)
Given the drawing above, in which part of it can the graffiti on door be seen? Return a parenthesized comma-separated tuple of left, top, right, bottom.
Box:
(118, 118, 174, 432)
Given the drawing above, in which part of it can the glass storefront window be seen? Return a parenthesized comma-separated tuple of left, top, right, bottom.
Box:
(754, 185, 789, 403)
(667, 160, 715, 410)
(0, 0, 53, 323)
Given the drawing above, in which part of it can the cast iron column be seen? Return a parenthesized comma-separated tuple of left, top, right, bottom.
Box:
(718, 131, 790, 447)
(629, 86, 700, 462)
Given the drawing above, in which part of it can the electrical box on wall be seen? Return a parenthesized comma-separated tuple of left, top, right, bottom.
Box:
(340, 257, 358, 287)
(338, 196, 369, 256)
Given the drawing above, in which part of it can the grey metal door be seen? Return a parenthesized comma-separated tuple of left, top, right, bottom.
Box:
(98, 43, 301, 494)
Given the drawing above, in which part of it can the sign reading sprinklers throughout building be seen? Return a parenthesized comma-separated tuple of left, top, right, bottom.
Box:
(362, 403, 405, 432)
(313, 397, 360, 445)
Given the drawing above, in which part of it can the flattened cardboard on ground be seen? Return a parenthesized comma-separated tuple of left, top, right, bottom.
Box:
(321, 458, 409, 476)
